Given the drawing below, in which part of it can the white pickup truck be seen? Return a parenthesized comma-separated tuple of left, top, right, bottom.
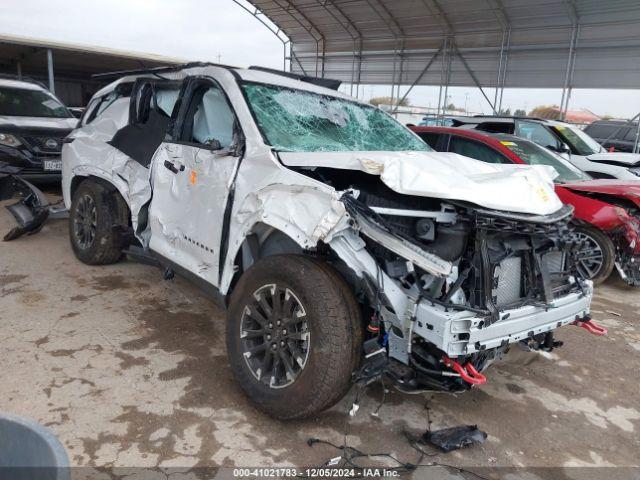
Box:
(61, 63, 595, 419)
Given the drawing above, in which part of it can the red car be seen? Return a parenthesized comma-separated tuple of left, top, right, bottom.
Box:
(411, 126, 640, 285)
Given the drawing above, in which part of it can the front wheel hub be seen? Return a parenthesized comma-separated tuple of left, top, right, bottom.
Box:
(73, 194, 97, 249)
(240, 284, 310, 389)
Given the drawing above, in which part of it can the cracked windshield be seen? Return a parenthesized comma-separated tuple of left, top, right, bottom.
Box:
(243, 82, 430, 152)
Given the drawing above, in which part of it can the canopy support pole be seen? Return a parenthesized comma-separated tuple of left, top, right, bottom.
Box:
(47, 49, 55, 94)
(454, 43, 497, 115)
(391, 46, 443, 114)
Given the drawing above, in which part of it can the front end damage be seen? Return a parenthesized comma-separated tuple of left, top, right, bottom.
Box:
(560, 182, 640, 287)
(610, 211, 640, 286)
(0, 163, 52, 241)
(322, 190, 594, 393)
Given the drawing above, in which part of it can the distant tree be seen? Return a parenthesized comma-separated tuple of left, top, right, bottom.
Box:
(369, 96, 409, 107)
(498, 108, 512, 116)
(529, 105, 561, 119)
(513, 109, 527, 117)
(601, 115, 614, 120)
(446, 103, 456, 111)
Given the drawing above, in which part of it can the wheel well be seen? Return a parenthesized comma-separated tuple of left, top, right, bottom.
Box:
(70, 175, 131, 225)
(228, 224, 365, 306)
(71, 175, 120, 198)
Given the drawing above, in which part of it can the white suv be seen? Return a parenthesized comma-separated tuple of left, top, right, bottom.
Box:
(62, 63, 594, 419)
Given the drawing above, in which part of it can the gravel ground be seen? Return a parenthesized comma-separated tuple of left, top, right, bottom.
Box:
(1, 193, 639, 479)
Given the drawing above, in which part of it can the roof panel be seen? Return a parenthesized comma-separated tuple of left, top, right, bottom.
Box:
(246, 0, 640, 89)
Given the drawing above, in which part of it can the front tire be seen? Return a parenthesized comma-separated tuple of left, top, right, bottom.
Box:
(69, 179, 129, 265)
(574, 226, 615, 284)
(226, 254, 362, 419)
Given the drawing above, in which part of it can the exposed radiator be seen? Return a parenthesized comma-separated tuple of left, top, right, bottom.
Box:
(494, 257, 522, 307)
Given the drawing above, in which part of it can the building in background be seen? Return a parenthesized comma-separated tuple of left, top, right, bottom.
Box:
(0, 34, 183, 107)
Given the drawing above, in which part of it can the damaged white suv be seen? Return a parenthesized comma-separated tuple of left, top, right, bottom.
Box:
(62, 63, 595, 419)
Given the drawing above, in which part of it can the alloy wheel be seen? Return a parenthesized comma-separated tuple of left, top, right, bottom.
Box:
(240, 284, 310, 389)
(575, 231, 604, 280)
(73, 194, 97, 249)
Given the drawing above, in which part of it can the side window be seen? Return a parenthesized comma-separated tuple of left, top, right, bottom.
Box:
(449, 137, 509, 164)
(584, 124, 616, 139)
(476, 122, 512, 134)
(515, 121, 561, 149)
(179, 84, 236, 149)
(623, 128, 638, 141)
(83, 83, 134, 126)
(416, 132, 442, 150)
(132, 83, 181, 125)
(108, 80, 181, 168)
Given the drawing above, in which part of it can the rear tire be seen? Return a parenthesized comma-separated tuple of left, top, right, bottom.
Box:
(574, 226, 615, 284)
(69, 179, 129, 265)
(226, 254, 362, 419)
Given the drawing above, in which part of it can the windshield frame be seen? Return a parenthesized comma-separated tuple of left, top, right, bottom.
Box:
(240, 80, 431, 153)
(0, 85, 72, 119)
(551, 124, 604, 156)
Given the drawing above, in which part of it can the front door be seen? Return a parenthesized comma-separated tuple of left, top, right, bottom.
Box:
(148, 78, 242, 287)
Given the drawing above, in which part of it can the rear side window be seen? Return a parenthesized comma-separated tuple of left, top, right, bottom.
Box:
(132, 82, 181, 125)
(475, 122, 512, 134)
(584, 124, 622, 139)
(449, 137, 509, 164)
(83, 83, 134, 125)
(624, 127, 639, 141)
(416, 132, 442, 149)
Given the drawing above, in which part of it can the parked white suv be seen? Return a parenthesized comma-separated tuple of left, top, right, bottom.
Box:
(452, 116, 640, 180)
(62, 63, 594, 419)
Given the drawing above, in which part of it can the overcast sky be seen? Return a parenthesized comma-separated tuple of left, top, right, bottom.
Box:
(2, 0, 639, 118)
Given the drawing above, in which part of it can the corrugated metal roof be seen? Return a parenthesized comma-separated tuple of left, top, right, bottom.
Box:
(244, 0, 640, 89)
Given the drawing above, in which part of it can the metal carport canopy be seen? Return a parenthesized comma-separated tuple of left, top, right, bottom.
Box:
(241, 0, 640, 92)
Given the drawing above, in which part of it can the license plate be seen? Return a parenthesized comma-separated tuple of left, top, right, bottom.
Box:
(43, 160, 62, 171)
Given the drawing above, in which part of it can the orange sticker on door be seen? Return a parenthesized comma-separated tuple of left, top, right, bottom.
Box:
(189, 170, 197, 185)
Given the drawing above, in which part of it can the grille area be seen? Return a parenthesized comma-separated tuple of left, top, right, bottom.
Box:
(21, 135, 64, 154)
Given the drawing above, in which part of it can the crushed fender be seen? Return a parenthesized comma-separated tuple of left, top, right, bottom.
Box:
(0, 163, 52, 241)
(422, 425, 487, 453)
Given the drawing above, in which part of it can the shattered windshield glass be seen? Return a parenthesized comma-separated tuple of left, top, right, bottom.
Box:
(242, 82, 430, 152)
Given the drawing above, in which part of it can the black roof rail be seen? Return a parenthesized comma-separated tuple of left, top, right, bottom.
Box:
(248, 66, 342, 90)
(91, 61, 237, 80)
(470, 114, 548, 122)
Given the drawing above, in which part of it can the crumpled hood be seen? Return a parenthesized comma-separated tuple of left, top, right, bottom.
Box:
(0, 115, 78, 132)
(279, 150, 563, 216)
(563, 179, 640, 208)
(586, 152, 640, 167)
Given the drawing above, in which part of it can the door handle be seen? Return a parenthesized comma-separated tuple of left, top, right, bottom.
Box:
(164, 160, 185, 174)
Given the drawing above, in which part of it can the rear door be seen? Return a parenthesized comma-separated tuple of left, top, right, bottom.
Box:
(110, 78, 183, 169)
(148, 76, 243, 286)
(414, 130, 447, 150)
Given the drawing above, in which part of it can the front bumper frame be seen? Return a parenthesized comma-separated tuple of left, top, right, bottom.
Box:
(409, 286, 592, 358)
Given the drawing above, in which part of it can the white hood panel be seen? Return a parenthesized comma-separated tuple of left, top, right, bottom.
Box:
(0, 115, 78, 130)
(586, 152, 640, 166)
(280, 150, 563, 216)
